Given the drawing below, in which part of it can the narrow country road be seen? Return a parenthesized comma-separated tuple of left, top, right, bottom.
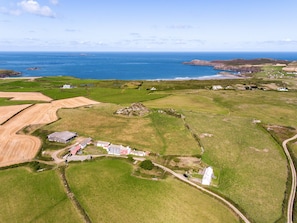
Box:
(282, 134, 297, 223)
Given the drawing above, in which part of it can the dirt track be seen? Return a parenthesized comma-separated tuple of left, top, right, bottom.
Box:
(0, 96, 99, 167)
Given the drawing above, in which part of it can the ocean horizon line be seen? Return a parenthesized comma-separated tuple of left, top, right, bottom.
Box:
(1, 50, 297, 53)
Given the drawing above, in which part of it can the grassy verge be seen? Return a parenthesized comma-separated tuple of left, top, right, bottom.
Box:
(290, 141, 297, 222)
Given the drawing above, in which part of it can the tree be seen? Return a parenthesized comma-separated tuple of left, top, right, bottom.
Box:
(140, 159, 154, 170)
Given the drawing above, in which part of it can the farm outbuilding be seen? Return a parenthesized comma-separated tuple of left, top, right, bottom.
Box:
(70, 145, 82, 155)
(47, 131, 77, 143)
(80, 137, 92, 149)
(96, 141, 111, 148)
(202, 167, 213, 186)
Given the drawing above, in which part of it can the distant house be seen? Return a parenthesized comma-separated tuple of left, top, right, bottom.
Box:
(202, 167, 213, 186)
(96, 141, 111, 148)
(47, 131, 77, 143)
(62, 84, 73, 89)
(80, 138, 92, 149)
(212, 85, 223, 90)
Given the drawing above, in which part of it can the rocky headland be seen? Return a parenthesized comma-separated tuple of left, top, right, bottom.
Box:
(183, 58, 290, 75)
(0, 69, 22, 78)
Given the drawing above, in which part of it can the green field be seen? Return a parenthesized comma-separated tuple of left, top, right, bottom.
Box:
(1, 76, 297, 222)
(143, 89, 295, 222)
(41, 103, 199, 155)
(0, 167, 82, 223)
(185, 112, 287, 222)
(66, 158, 239, 223)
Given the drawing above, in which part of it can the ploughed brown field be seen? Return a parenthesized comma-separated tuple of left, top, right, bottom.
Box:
(0, 91, 52, 101)
(0, 92, 99, 167)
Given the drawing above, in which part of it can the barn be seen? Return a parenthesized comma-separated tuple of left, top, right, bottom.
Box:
(202, 166, 213, 186)
(47, 131, 77, 143)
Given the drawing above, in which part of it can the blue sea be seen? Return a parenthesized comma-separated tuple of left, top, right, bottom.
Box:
(0, 52, 296, 80)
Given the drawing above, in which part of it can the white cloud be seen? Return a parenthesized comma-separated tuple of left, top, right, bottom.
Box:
(17, 0, 56, 18)
(0, 6, 22, 16)
(50, 0, 59, 5)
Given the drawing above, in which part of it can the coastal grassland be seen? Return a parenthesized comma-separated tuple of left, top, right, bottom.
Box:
(0, 77, 168, 103)
(41, 86, 167, 103)
(140, 78, 275, 91)
(143, 92, 229, 114)
(185, 112, 287, 223)
(0, 167, 82, 223)
(144, 89, 297, 127)
(41, 103, 199, 155)
(254, 65, 286, 78)
(0, 80, 44, 91)
(66, 158, 239, 223)
(203, 90, 297, 127)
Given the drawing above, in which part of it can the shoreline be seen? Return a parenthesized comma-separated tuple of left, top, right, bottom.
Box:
(0, 76, 42, 80)
(0, 72, 246, 82)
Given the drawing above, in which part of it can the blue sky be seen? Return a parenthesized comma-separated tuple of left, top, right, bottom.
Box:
(1, 0, 297, 51)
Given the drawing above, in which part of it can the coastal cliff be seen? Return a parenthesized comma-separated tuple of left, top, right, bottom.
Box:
(183, 58, 290, 75)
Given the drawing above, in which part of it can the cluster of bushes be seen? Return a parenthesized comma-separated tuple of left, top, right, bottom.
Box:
(140, 159, 154, 170)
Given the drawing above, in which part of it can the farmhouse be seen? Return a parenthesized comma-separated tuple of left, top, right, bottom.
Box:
(47, 131, 77, 143)
(107, 144, 131, 155)
(96, 141, 111, 148)
(202, 166, 214, 186)
(130, 149, 146, 156)
(80, 137, 92, 149)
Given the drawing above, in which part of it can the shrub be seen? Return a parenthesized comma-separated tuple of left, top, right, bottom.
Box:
(140, 159, 154, 170)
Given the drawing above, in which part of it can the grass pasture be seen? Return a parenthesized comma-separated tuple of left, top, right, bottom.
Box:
(144, 89, 297, 127)
(66, 158, 240, 223)
(185, 112, 287, 223)
(0, 76, 168, 104)
(0, 167, 82, 223)
(1, 76, 296, 222)
(143, 93, 229, 115)
(42, 103, 199, 155)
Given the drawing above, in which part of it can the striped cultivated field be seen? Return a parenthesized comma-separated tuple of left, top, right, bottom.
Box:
(0, 93, 99, 167)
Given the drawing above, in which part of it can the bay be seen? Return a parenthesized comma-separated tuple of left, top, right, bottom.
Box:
(0, 52, 296, 80)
